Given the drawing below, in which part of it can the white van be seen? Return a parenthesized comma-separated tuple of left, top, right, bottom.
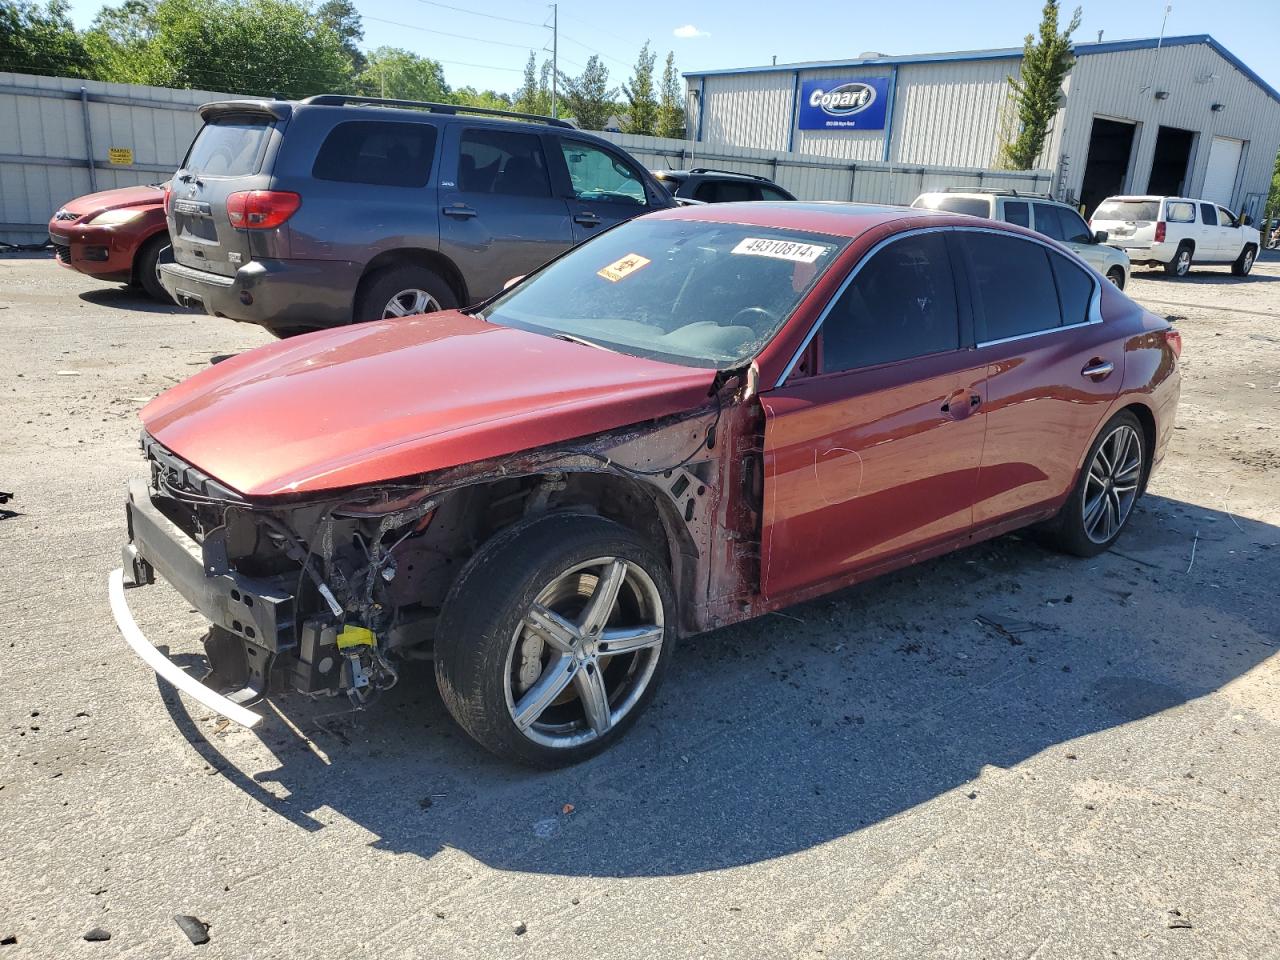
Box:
(1090, 196, 1260, 278)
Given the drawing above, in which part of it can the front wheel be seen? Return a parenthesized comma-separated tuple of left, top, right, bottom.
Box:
(1106, 266, 1126, 289)
(1044, 411, 1147, 557)
(1231, 245, 1256, 276)
(136, 234, 174, 303)
(435, 514, 675, 767)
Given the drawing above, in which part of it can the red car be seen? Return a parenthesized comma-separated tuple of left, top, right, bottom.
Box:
(111, 203, 1181, 766)
(49, 184, 172, 301)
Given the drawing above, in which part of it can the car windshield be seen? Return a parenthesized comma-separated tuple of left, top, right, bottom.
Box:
(476, 219, 848, 368)
(1094, 200, 1160, 221)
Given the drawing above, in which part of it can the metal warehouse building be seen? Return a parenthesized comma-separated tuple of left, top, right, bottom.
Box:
(684, 35, 1280, 217)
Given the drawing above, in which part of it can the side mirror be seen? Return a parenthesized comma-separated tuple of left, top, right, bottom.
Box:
(1241, 214, 1254, 226)
(1093, 229, 1109, 244)
(502, 275, 525, 291)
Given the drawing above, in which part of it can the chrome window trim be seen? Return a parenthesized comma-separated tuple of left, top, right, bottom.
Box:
(775, 224, 1101, 387)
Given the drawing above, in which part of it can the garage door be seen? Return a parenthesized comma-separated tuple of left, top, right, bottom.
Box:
(1201, 136, 1244, 206)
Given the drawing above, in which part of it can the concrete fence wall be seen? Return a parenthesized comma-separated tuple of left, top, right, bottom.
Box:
(1, 72, 1052, 246)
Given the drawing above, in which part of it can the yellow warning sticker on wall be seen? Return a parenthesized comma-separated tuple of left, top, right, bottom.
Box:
(597, 253, 651, 282)
(107, 147, 134, 165)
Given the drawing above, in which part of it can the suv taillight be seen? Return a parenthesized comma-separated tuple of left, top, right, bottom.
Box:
(1164, 328, 1182, 359)
(226, 191, 301, 229)
(1154, 221, 1167, 243)
(163, 183, 172, 215)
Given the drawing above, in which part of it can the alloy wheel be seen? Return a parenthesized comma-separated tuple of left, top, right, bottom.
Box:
(1175, 250, 1191, 275)
(382, 288, 441, 318)
(1242, 250, 1254, 274)
(1082, 424, 1143, 544)
(504, 557, 665, 749)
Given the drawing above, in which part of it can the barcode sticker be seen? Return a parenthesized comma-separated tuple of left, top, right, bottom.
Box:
(731, 238, 829, 263)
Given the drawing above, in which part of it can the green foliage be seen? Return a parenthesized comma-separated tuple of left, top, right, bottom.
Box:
(1266, 147, 1280, 220)
(514, 51, 551, 116)
(315, 0, 365, 74)
(656, 50, 685, 139)
(621, 40, 657, 135)
(1002, 0, 1081, 170)
(452, 86, 513, 111)
(357, 46, 448, 102)
(558, 54, 616, 131)
(0, 0, 94, 77)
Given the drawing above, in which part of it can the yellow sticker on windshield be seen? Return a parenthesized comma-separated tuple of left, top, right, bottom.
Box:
(598, 254, 651, 282)
(732, 237, 828, 263)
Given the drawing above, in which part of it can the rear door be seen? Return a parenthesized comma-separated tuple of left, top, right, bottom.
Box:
(1035, 202, 1106, 272)
(438, 125, 574, 302)
(1199, 202, 1223, 258)
(169, 110, 278, 277)
(760, 230, 987, 599)
(952, 230, 1122, 525)
(554, 137, 655, 242)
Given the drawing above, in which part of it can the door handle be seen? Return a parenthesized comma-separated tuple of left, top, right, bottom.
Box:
(574, 212, 602, 227)
(442, 204, 477, 219)
(1081, 359, 1114, 380)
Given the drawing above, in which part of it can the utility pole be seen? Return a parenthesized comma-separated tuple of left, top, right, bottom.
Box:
(551, 3, 558, 118)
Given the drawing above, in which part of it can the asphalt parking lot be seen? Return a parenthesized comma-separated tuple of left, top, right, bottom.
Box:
(1, 250, 1278, 959)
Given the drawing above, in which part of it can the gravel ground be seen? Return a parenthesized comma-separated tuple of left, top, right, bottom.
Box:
(1, 251, 1277, 959)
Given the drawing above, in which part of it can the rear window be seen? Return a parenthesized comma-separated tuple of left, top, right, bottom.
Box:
(185, 118, 272, 177)
(696, 180, 756, 203)
(925, 196, 991, 218)
(960, 232, 1061, 342)
(312, 120, 438, 188)
(1093, 200, 1159, 221)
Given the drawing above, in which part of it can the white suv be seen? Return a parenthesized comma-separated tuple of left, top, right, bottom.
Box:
(1090, 195, 1260, 278)
(912, 190, 1131, 288)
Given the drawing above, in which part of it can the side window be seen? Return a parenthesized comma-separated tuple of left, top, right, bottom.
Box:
(1049, 250, 1095, 326)
(1217, 206, 1239, 227)
(962, 232, 1061, 342)
(458, 129, 551, 197)
(560, 140, 647, 206)
(1166, 201, 1196, 223)
(1200, 203, 1218, 226)
(1059, 208, 1093, 243)
(312, 121, 438, 188)
(821, 232, 960, 373)
(1004, 200, 1030, 227)
(1032, 203, 1066, 241)
(759, 185, 792, 202)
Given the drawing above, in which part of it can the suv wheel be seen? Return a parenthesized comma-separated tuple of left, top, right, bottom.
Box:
(355, 264, 458, 323)
(1164, 244, 1193, 277)
(1105, 266, 1125, 289)
(1231, 245, 1256, 277)
(435, 514, 675, 767)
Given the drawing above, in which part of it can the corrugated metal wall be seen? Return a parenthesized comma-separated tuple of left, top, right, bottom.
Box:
(1058, 44, 1280, 212)
(0, 72, 229, 245)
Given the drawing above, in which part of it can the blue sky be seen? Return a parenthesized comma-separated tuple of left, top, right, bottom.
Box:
(61, 0, 1280, 95)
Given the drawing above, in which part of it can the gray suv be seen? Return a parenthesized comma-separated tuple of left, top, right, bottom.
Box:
(160, 96, 676, 336)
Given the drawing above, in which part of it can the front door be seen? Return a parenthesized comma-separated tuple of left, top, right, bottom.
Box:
(761, 231, 988, 599)
(950, 230, 1123, 525)
(554, 137, 654, 243)
(438, 125, 574, 302)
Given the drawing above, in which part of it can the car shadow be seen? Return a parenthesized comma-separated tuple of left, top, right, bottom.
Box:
(1131, 267, 1280, 283)
(78, 287, 185, 313)
(160, 494, 1278, 878)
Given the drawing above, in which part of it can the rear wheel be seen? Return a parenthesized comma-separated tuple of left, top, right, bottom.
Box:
(435, 514, 675, 767)
(136, 234, 174, 303)
(354, 264, 458, 323)
(1231, 245, 1256, 276)
(1105, 266, 1126, 289)
(1164, 243, 1193, 277)
(1044, 411, 1147, 558)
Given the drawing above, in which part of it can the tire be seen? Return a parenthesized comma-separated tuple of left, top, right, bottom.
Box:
(435, 514, 676, 768)
(1231, 244, 1256, 277)
(1044, 410, 1147, 558)
(136, 234, 174, 303)
(1105, 266, 1126, 289)
(1164, 243, 1193, 277)
(353, 263, 458, 323)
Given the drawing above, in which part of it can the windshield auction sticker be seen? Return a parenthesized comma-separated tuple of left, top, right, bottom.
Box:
(598, 254, 652, 282)
(732, 238, 829, 263)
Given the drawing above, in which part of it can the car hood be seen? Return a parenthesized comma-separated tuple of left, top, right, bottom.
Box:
(58, 184, 164, 220)
(141, 311, 718, 497)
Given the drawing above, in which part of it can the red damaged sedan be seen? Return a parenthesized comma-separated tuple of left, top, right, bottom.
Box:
(49, 184, 172, 301)
(111, 203, 1181, 766)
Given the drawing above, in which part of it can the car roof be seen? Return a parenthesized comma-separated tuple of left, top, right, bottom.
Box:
(656, 169, 767, 182)
(916, 190, 1066, 204)
(648, 201, 971, 237)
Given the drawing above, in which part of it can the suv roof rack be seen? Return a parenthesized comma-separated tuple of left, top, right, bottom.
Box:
(302, 94, 577, 129)
(942, 186, 1055, 200)
(689, 167, 769, 182)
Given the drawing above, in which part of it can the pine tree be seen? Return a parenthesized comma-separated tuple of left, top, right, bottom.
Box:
(1002, 1, 1081, 170)
(656, 51, 685, 139)
(515, 51, 539, 113)
(622, 40, 658, 135)
(558, 55, 616, 131)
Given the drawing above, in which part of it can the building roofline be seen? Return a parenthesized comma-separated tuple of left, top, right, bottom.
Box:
(683, 34, 1280, 105)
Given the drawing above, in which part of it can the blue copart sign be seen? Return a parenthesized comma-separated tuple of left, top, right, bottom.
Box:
(798, 78, 889, 130)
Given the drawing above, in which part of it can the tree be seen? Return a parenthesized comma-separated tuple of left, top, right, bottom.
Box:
(558, 54, 615, 131)
(357, 46, 448, 101)
(316, 0, 365, 75)
(1001, 1, 1081, 170)
(656, 50, 685, 139)
(0, 0, 93, 78)
(513, 51, 550, 115)
(453, 86, 513, 111)
(83, 0, 163, 83)
(621, 41, 658, 135)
